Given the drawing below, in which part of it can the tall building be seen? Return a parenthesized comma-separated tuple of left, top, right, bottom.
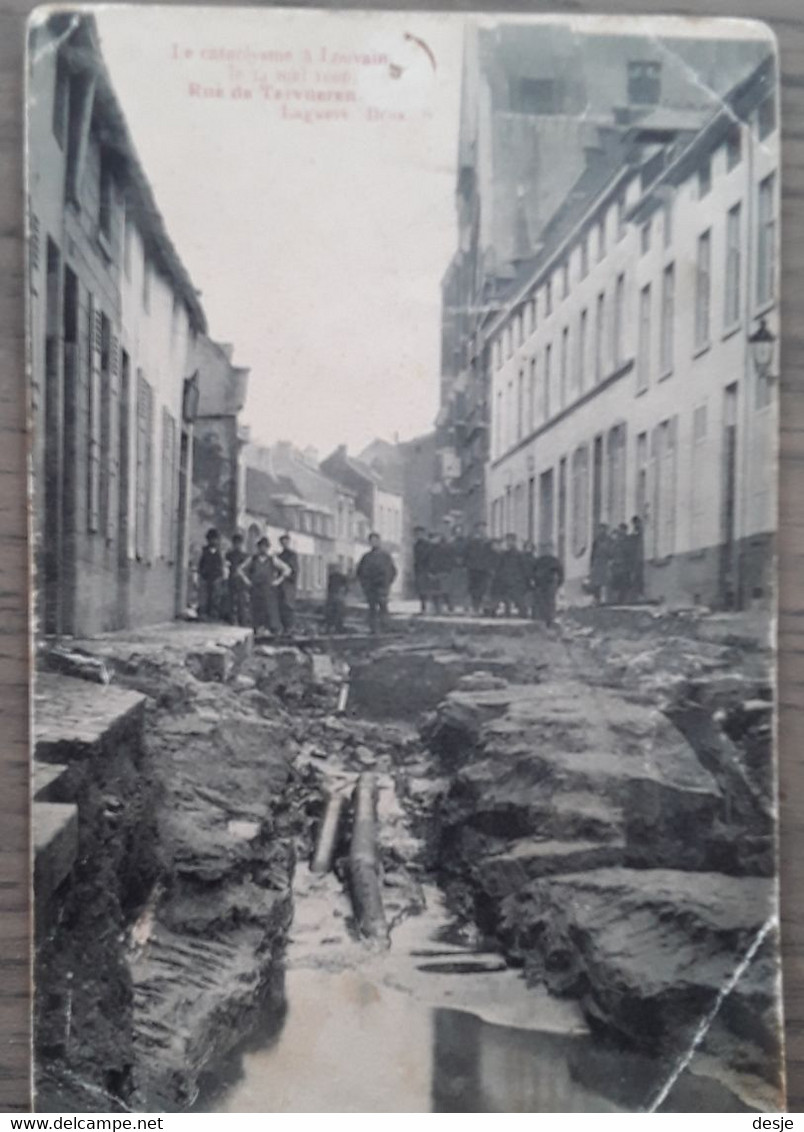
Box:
(320, 445, 404, 593)
(27, 13, 208, 635)
(189, 338, 250, 562)
(241, 441, 368, 597)
(437, 21, 772, 532)
(359, 434, 438, 592)
(485, 53, 778, 608)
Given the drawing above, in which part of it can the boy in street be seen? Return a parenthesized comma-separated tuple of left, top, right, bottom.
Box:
(225, 531, 250, 627)
(198, 528, 224, 620)
(246, 536, 291, 636)
(532, 542, 565, 627)
(495, 533, 530, 618)
(412, 526, 431, 614)
(324, 563, 349, 634)
(277, 533, 299, 636)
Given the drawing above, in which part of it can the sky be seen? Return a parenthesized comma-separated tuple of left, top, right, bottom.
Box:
(94, 8, 772, 459)
(95, 6, 465, 457)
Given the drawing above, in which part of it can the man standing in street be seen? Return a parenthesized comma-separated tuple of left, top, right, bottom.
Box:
(532, 542, 565, 627)
(428, 532, 453, 615)
(589, 523, 611, 605)
(412, 525, 431, 615)
(465, 522, 496, 614)
(495, 533, 530, 618)
(609, 523, 631, 605)
(277, 533, 299, 636)
(246, 536, 291, 637)
(324, 562, 349, 634)
(225, 531, 250, 627)
(628, 515, 645, 602)
(356, 532, 398, 634)
(197, 527, 224, 621)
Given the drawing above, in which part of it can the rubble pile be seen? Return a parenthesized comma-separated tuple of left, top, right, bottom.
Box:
(35, 610, 781, 1112)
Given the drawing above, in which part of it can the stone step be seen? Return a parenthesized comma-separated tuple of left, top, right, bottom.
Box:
(34, 672, 146, 763)
(34, 801, 78, 912)
(33, 762, 70, 802)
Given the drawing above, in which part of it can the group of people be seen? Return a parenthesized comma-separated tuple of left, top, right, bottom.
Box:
(588, 517, 645, 605)
(412, 525, 565, 626)
(195, 527, 399, 638)
(196, 528, 299, 636)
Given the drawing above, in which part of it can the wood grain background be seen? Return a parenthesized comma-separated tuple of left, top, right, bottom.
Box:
(1, 0, 802, 1114)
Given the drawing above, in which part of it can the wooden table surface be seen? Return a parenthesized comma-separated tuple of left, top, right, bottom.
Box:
(1, 0, 802, 1113)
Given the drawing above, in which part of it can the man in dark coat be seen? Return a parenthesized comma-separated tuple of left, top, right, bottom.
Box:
(609, 523, 631, 605)
(494, 533, 530, 618)
(628, 515, 645, 601)
(356, 532, 398, 634)
(532, 542, 565, 627)
(225, 531, 250, 626)
(277, 533, 299, 635)
(197, 527, 224, 620)
(427, 534, 454, 615)
(446, 526, 468, 612)
(521, 540, 539, 618)
(412, 526, 431, 614)
(464, 522, 496, 614)
(246, 537, 291, 636)
(589, 523, 611, 605)
(324, 564, 349, 634)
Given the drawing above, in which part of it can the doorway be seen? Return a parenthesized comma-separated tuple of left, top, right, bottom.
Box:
(557, 457, 567, 563)
(538, 469, 554, 549)
(592, 434, 604, 532)
(117, 350, 131, 625)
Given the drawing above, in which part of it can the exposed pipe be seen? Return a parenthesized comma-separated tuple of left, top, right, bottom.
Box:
(348, 772, 389, 947)
(310, 791, 346, 876)
(336, 668, 351, 716)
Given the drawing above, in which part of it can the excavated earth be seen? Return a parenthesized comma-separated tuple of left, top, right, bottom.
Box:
(35, 607, 783, 1112)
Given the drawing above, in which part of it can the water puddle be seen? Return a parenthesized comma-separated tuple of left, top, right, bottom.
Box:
(197, 876, 758, 1113)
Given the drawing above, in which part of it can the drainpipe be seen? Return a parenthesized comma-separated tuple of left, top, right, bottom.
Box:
(738, 115, 756, 610)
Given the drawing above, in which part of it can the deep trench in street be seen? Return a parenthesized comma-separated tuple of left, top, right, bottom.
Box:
(34, 610, 783, 1113)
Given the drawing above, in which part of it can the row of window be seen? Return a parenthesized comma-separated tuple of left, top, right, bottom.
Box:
(279, 506, 336, 540)
(490, 102, 776, 377)
(490, 371, 774, 569)
(83, 297, 177, 565)
(53, 50, 186, 326)
(493, 274, 629, 458)
(492, 172, 777, 461)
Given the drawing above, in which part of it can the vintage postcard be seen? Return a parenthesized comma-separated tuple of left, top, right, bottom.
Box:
(26, 5, 783, 1113)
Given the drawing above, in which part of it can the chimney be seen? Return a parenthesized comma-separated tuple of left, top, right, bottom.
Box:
(627, 60, 661, 107)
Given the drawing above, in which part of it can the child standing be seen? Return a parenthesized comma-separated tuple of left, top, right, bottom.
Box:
(197, 528, 224, 620)
(246, 537, 291, 636)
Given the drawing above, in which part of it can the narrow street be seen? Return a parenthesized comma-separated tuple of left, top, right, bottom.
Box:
(33, 605, 780, 1113)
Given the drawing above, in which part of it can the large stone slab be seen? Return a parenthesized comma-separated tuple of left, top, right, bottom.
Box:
(432, 680, 721, 873)
(34, 802, 78, 911)
(35, 672, 146, 762)
(498, 868, 780, 1068)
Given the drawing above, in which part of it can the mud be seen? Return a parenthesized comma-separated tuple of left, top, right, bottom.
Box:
(35, 609, 781, 1113)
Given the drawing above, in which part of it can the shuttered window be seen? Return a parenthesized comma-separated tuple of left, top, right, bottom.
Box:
(135, 371, 154, 561)
(87, 296, 102, 532)
(161, 409, 177, 562)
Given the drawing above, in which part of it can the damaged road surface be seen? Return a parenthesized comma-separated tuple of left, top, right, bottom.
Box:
(34, 612, 783, 1113)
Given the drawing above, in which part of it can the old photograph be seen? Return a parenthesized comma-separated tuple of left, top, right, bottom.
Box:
(26, 6, 783, 1113)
